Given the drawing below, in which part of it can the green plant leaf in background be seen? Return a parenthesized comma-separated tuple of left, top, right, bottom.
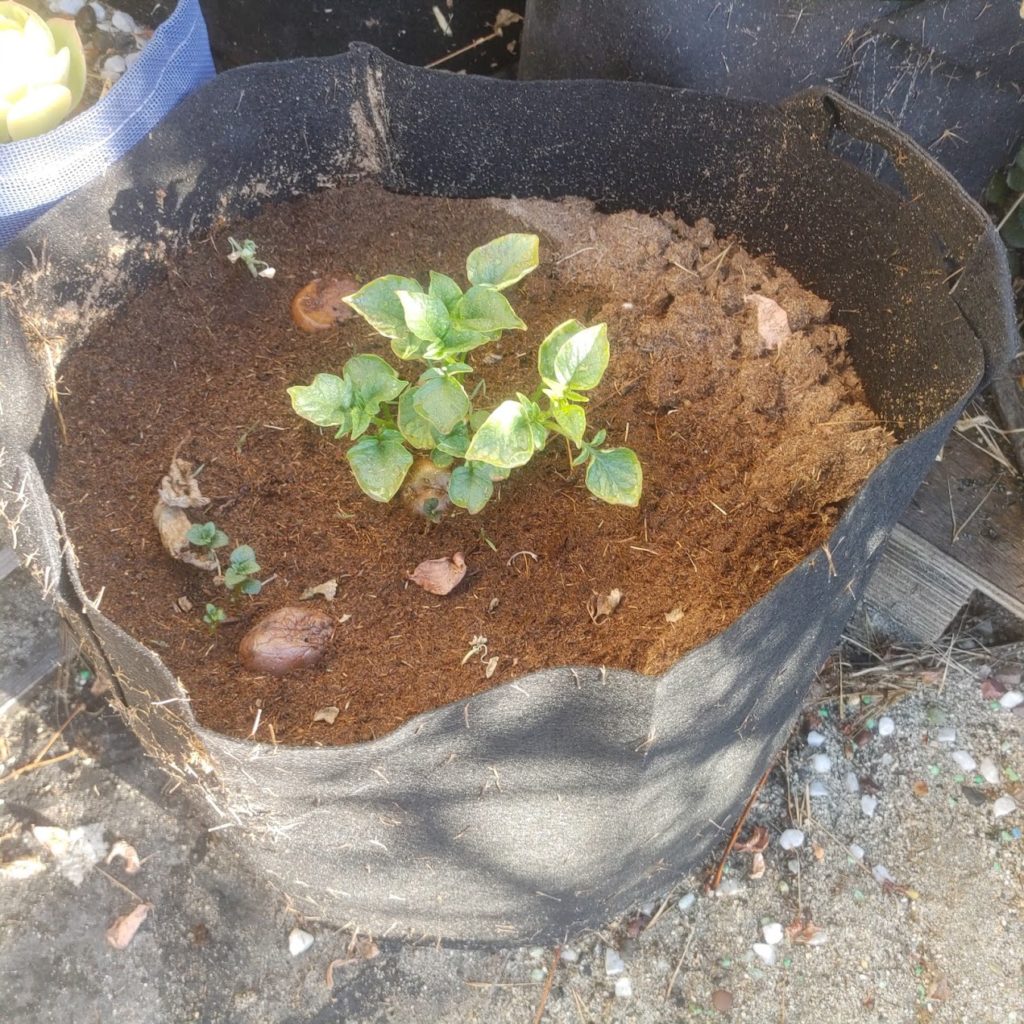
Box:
(464, 399, 538, 469)
(288, 373, 355, 432)
(344, 275, 423, 338)
(585, 447, 643, 507)
(466, 233, 539, 290)
(346, 429, 414, 502)
(448, 461, 495, 513)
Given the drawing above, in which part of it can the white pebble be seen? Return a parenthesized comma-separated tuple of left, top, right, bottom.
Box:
(999, 691, 1024, 710)
(560, 948, 579, 963)
(811, 753, 832, 773)
(872, 863, 894, 884)
(993, 796, 1017, 819)
(101, 55, 127, 81)
(779, 828, 805, 851)
(528, 946, 546, 960)
(55, 0, 86, 14)
(123, 50, 142, 71)
(787, 858, 800, 875)
(809, 780, 828, 798)
(845, 772, 860, 793)
(848, 843, 865, 861)
(951, 750, 977, 772)
(762, 922, 784, 945)
(716, 877, 742, 897)
(861, 794, 878, 817)
(936, 726, 956, 744)
(979, 757, 1000, 785)
(90, 1, 105, 19)
(614, 977, 633, 999)
(604, 948, 625, 976)
(111, 9, 137, 32)
(878, 716, 895, 737)
(752, 942, 777, 966)
(806, 930, 829, 946)
(806, 730, 826, 747)
(287, 927, 313, 956)
(677, 892, 696, 913)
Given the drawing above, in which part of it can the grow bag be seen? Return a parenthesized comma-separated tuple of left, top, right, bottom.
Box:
(0, 47, 1015, 942)
(0, 0, 214, 248)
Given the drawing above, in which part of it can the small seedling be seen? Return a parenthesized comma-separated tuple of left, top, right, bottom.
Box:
(226, 237, 276, 279)
(186, 520, 228, 553)
(203, 603, 227, 629)
(288, 234, 642, 515)
(224, 545, 262, 596)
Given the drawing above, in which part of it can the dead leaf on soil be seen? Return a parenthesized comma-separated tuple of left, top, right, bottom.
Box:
(313, 706, 340, 725)
(493, 8, 523, 31)
(176, 596, 193, 613)
(0, 856, 46, 881)
(152, 458, 217, 571)
(106, 840, 141, 875)
(927, 976, 951, 1002)
(484, 656, 499, 679)
(744, 293, 791, 353)
(749, 851, 766, 879)
(300, 579, 338, 602)
(787, 917, 826, 945)
(106, 902, 152, 949)
(812, 842, 825, 862)
(981, 676, 1007, 700)
(665, 606, 684, 624)
(912, 779, 929, 798)
(588, 588, 623, 624)
(408, 553, 467, 595)
(326, 936, 380, 987)
(734, 825, 769, 853)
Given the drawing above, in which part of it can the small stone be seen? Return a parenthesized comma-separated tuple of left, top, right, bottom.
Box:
(993, 796, 1017, 819)
(806, 729, 826, 747)
(530, 967, 546, 982)
(999, 691, 1024, 710)
(752, 942, 777, 966)
(528, 946, 545, 960)
(848, 843, 865, 861)
(872, 863, 894, 884)
(936, 726, 957, 744)
(779, 828, 805, 850)
(560, 948, 579, 963)
(861, 794, 878, 817)
(111, 9, 136, 32)
(787, 858, 800, 874)
(811, 753, 832, 773)
(845, 772, 860, 793)
(288, 927, 313, 956)
(123, 50, 142, 70)
(878, 716, 895, 737)
(604, 948, 625, 976)
(101, 54, 126, 80)
(952, 750, 977, 772)
(55, 0, 86, 14)
(979, 757, 1000, 785)
(90, 1, 105, 19)
(716, 877, 742, 897)
(809, 780, 828, 798)
(762, 922, 783, 945)
(677, 892, 696, 912)
(614, 977, 633, 999)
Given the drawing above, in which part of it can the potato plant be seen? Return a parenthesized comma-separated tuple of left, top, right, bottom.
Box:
(288, 234, 642, 515)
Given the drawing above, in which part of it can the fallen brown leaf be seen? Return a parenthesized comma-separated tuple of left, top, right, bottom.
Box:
(106, 840, 141, 875)
(749, 851, 766, 879)
(664, 606, 684, 624)
(812, 842, 825, 862)
(313, 706, 340, 725)
(300, 579, 338, 602)
(408, 553, 467, 595)
(106, 902, 152, 949)
(588, 588, 623, 624)
(981, 676, 1007, 700)
(744, 293, 791, 353)
(734, 825, 769, 853)
(912, 779, 929, 798)
(152, 459, 217, 571)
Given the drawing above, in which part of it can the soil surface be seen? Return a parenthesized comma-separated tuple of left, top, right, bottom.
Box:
(52, 182, 893, 745)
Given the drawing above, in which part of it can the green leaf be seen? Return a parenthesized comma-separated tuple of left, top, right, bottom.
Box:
(538, 320, 609, 392)
(344, 275, 423, 338)
(1007, 164, 1024, 194)
(430, 449, 455, 468)
(413, 373, 471, 435)
(228, 545, 259, 573)
(397, 388, 439, 449)
(343, 354, 407, 411)
(391, 333, 428, 361)
(449, 461, 495, 514)
(398, 290, 451, 343)
(585, 447, 643, 507)
(984, 171, 1012, 208)
(517, 394, 549, 451)
(1001, 208, 1024, 250)
(466, 234, 540, 290)
(346, 430, 414, 502)
(452, 285, 526, 333)
(240, 578, 263, 596)
(428, 271, 463, 310)
(549, 399, 587, 446)
(464, 399, 538, 469)
(1016, 144, 1024, 171)
(434, 422, 470, 458)
(348, 404, 373, 440)
(438, 325, 501, 355)
(288, 373, 353, 430)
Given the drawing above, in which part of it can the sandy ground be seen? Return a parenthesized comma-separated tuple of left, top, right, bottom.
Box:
(1, 568, 1022, 1024)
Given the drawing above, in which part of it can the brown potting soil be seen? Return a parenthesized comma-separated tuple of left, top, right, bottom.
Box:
(52, 181, 895, 746)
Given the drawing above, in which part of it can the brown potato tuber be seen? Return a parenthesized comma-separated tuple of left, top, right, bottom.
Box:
(239, 605, 335, 676)
(401, 457, 452, 520)
(290, 276, 358, 332)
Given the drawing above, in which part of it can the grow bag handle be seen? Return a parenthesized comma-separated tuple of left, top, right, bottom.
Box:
(782, 87, 1016, 389)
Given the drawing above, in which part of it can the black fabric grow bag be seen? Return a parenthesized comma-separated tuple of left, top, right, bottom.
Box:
(0, 46, 1015, 942)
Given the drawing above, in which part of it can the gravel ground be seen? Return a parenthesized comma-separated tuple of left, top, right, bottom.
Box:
(1, 570, 1022, 1023)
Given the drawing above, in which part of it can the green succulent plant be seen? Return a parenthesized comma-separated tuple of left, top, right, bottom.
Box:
(0, 1, 86, 143)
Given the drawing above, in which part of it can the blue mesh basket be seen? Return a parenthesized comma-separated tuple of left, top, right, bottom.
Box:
(0, 0, 215, 248)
